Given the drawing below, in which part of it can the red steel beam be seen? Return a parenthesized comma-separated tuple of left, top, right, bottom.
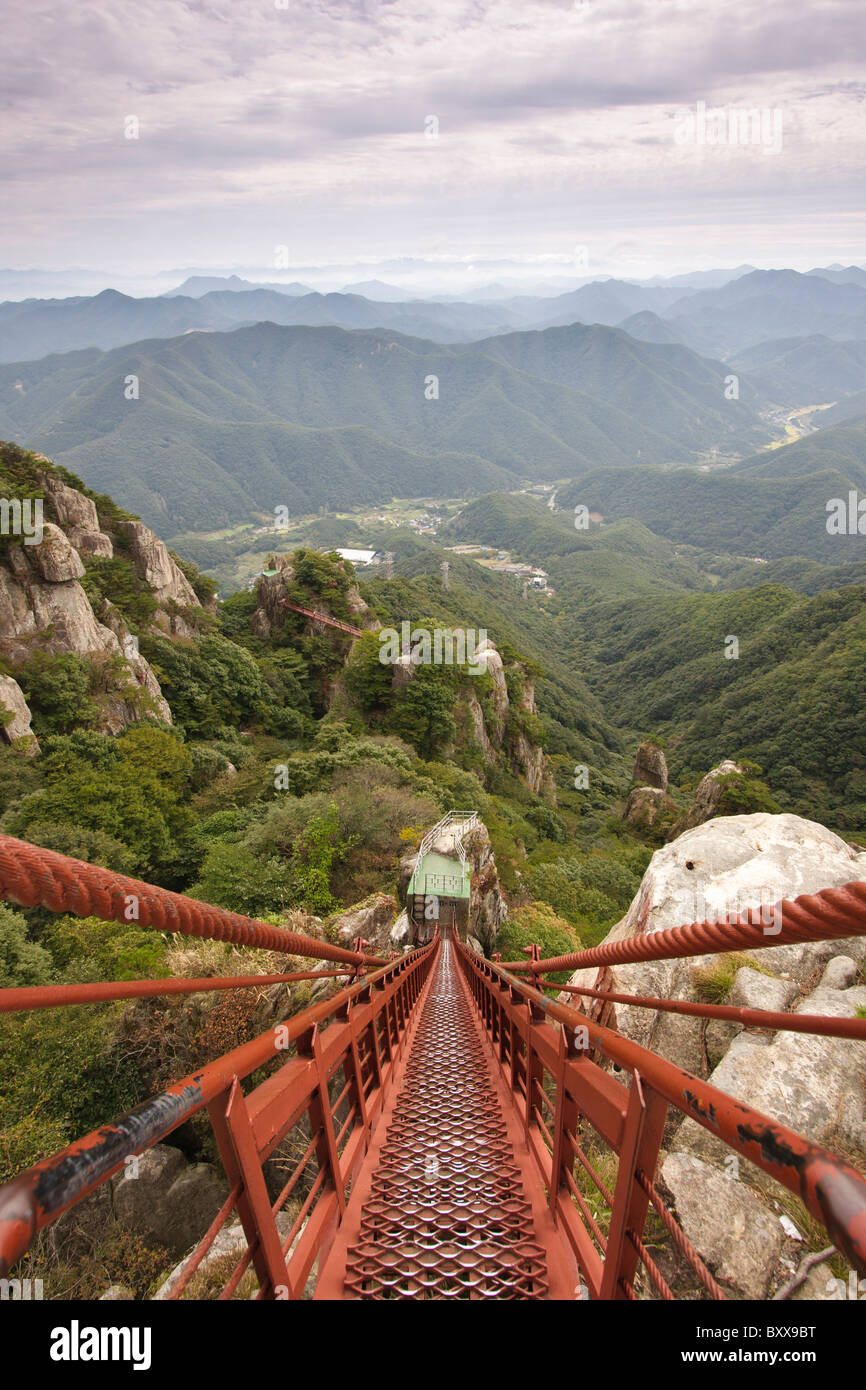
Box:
(0, 969, 351, 1013)
(0, 834, 387, 967)
(456, 941, 866, 1277)
(503, 878, 866, 976)
(549, 979, 866, 1041)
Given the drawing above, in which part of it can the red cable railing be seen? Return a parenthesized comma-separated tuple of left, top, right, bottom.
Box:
(501, 878, 866, 975)
(0, 834, 386, 968)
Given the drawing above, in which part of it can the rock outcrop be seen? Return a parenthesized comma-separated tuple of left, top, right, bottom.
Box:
(330, 893, 398, 955)
(31, 523, 86, 583)
(463, 821, 508, 952)
(0, 454, 202, 734)
(48, 1142, 229, 1265)
(37, 469, 113, 558)
(119, 521, 200, 638)
(0, 545, 172, 731)
(632, 739, 668, 791)
(563, 811, 866, 1298)
(667, 759, 744, 838)
(250, 553, 375, 642)
(113, 1144, 230, 1256)
(623, 784, 675, 830)
(0, 674, 39, 754)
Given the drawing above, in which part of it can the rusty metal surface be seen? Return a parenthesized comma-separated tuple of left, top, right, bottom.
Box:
(504, 878, 866, 976)
(551, 978, 866, 1040)
(0, 969, 351, 1012)
(342, 935, 550, 1298)
(0, 833, 386, 967)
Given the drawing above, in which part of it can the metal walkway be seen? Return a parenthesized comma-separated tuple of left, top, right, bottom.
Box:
(316, 933, 573, 1299)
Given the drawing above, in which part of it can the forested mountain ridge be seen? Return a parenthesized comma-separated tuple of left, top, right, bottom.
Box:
(0, 319, 770, 534)
(552, 412, 866, 563)
(443, 489, 866, 832)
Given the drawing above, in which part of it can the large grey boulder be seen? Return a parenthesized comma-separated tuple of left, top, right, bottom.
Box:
(820, 955, 859, 990)
(113, 1144, 230, 1256)
(565, 813, 866, 1060)
(730, 966, 798, 1013)
(660, 1152, 783, 1299)
(30, 523, 85, 583)
(676, 975, 866, 1171)
(332, 893, 398, 953)
(563, 812, 866, 1298)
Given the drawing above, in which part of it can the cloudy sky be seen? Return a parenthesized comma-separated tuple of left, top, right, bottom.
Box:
(3, 0, 865, 290)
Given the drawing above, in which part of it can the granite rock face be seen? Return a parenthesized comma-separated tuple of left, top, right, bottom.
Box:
(0, 467, 182, 732)
(562, 812, 866, 1298)
(119, 520, 200, 638)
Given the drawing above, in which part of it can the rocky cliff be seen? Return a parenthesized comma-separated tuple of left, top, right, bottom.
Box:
(0, 443, 209, 739)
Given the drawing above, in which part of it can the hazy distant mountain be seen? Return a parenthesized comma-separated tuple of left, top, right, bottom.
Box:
(0, 268, 124, 300)
(0, 289, 225, 362)
(0, 285, 530, 362)
(616, 310, 692, 347)
(340, 280, 417, 301)
(534, 278, 685, 329)
(637, 265, 756, 290)
(0, 319, 765, 533)
(728, 335, 866, 405)
(662, 269, 866, 357)
(806, 265, 866, 288)
(163, 275, 314, 297)
(13, 268, 856, 367)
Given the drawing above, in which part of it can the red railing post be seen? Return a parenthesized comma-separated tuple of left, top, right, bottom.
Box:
(299, 1024, 346, 1219)
(599, 1069, 668, 1300)
(208, 1079, 291, 1299)
(549, 1024, 580, 1218)
(523, 997, 546, 1137)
